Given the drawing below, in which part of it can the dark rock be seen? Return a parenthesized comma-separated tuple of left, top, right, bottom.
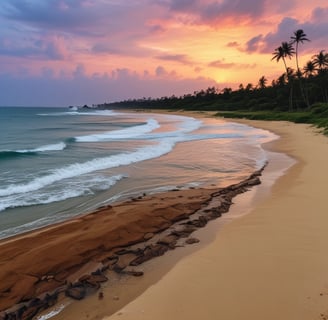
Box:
(44, 292, 58, 307)
(65, 284, 87, 300)
(157, 235, 178, 248)
(84, 280, 100, 290)
(27, 298, 41, 308)
(170, 224, 198, 238)
(185, 238, 200, 245)
(130, 244, 169, 266)
(21, 305, 39, 320)
(79, 273, 108, 284)
(187, 217, 207, 228)
(115, 248, 143, 256)
(121, 270, 144, 277)
(89, 274, 108, 283)
(79, 274, 91, 282)
(246, 177, 261, 186)
(113, 253, 138, 272)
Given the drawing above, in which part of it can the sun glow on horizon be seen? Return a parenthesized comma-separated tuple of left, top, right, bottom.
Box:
(0, 0, 327, 105)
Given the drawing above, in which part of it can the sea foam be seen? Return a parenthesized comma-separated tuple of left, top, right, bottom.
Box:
(75, 118, 160, 142)
(0, 174, 126, 212)
(0, 140, 175, 198)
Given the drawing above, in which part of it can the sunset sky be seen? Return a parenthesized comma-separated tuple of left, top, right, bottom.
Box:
(0, 0, 327, 107)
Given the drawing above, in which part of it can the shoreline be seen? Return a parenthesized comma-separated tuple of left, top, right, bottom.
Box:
(0, 163, 266, 319)
(102, 118, 328, 320)
(2, 112, 324, 320)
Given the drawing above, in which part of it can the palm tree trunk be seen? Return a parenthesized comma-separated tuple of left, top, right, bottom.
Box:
(283, 57, 293, 111)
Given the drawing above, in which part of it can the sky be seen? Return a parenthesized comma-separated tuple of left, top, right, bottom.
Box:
(0, 0, 327, 107)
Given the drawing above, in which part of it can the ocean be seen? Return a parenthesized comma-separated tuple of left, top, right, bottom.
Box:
(0, 107, 276, 239)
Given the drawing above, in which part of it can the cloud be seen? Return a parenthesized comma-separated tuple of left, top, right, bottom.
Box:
(226, 41, 240, 48)
(0, 32, 70, 60)
(0, 1, 166, 59)
(208, 59, 235, 69)
(0, 0, 109, 32)
(0, 66, 219, 107)
(311, 7, 328, 22)
(155, 54, 193, 65)
(208, 59, 256, 69)
(164, 0, 269, 25)
(202, 0, 267, 21)
(245, 35, 265, 53)
(244, 9, 328, 54)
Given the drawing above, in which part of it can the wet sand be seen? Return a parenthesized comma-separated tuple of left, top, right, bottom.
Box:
(103, 119, 328, 320)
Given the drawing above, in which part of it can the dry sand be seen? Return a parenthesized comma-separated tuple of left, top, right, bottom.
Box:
(104, 119, 328, 320)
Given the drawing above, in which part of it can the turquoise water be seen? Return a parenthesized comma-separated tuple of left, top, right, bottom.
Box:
(0, 107, 276, 239)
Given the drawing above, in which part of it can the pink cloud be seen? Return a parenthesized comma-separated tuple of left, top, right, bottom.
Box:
(155, 54, 193, 65)
(209, 59, 256, 69)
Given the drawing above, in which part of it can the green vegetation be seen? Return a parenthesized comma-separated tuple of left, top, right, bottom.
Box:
(98, 29, 328, 133)
(216, 102, 328, 135)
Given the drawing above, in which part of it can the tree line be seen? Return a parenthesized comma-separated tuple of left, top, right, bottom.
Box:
(98, 29, 327, 113)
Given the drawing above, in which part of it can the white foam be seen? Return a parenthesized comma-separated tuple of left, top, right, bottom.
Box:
(0, 174, 126, 212)
(76, 118, 160, 142)
(37, 110, 119, 117)
(16, 142, 67, 153)
(36, 304, 66, 320)
(0, 139, 175, 197)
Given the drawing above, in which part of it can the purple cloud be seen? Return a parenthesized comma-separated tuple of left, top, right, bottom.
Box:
(202, 0, 267, 21)
(244, 9, 328, 54)
(0, 66, 219, 107)
(164, 0, 269, 24)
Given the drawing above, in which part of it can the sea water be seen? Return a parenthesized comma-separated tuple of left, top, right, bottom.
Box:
(0, 107, 277, 239)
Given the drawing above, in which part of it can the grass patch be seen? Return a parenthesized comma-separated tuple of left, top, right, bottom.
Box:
(216, 103, 328, 135)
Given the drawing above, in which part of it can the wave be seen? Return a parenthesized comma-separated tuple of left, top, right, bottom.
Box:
(0, 150, 38, 159)
(37, 110, 118, 117)
(75, 118, 160, 142)
(0, 174, 126, 212)
(0, 139, 176, 197)
(0, 142, 66, 159)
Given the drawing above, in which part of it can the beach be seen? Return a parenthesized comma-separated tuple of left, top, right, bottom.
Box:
(1, 114, 328, 320)
(102, 118, 328, 320)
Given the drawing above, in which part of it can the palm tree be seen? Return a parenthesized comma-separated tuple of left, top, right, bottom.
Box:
(312, 50, 328, 72)
(291, 29, 310, 108)
(258, 76, 267, 89)
(272, 42, 295, 110)
(272, 42, 295, 73)
(277, 73, 287, 86)
(291, 29, 310, 74)
(312, 51, 328, 102)
(303, 60, 316, 77)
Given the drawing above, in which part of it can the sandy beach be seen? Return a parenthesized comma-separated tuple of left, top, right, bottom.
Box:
(102, 118, 328, 320)
(1, 114, 328, 320)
